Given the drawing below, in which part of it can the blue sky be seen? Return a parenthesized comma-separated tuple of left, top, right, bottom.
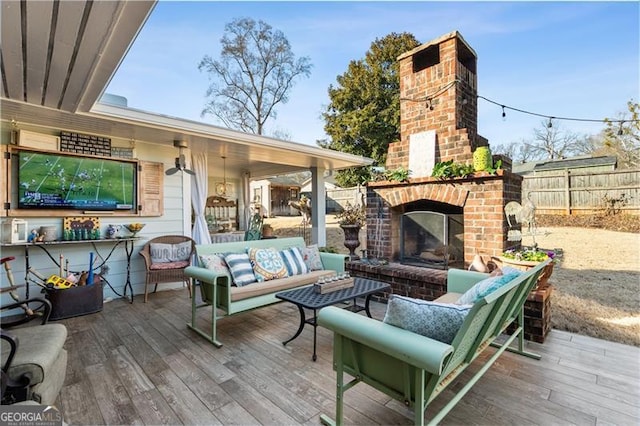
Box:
(106, 1, 639, 149)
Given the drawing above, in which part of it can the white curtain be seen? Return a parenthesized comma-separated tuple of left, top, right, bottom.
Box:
(191, 153, 212, 244)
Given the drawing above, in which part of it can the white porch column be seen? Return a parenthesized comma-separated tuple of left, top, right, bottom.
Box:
(241, 171, 251, 230)
(310, 166, 326, 246)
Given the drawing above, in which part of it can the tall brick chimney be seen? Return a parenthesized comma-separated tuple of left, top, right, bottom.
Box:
(387, 31, 488, 176)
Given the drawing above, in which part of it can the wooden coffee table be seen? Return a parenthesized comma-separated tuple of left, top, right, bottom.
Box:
(276, 277, 390, 361)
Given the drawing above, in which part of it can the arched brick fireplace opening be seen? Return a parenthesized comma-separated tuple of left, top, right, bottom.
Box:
(365, 172, 521, 267)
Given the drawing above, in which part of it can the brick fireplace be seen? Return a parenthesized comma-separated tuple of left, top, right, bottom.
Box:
(364, 31, 522, 267)
(348, 31, 551, 343)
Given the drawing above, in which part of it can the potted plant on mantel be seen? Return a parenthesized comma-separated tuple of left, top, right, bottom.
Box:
(335, 202, 366, 261)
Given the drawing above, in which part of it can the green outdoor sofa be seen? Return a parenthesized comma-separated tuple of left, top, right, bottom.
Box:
(184, 237, 347, 347)
(318, 259, 551, 426)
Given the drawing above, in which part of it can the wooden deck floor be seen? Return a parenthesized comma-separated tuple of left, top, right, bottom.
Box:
(56, 289, 640, 425)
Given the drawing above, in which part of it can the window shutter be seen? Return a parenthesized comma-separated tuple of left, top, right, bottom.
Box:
(138, 161, 163, 216)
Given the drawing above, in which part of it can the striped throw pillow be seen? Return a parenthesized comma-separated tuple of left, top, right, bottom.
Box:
(224, 252, 257, 286)
(279, 247, 309, 276)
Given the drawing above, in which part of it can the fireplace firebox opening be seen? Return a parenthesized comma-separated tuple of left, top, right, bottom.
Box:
(399, 207, 464, 270)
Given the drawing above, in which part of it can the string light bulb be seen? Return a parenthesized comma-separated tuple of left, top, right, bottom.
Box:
(501, 105, 506, 121)
(618, 121, 624, 136)
(547, 117, 554, 128)
(425, 98, 434, 111)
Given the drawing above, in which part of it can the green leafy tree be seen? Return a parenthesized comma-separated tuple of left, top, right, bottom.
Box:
(199, 17, 312, 135)
(319, 32, 420, 186)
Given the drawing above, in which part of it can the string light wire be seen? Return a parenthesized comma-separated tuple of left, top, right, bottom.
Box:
(399, 79, 636, 125)
(478, 95, 634, 125)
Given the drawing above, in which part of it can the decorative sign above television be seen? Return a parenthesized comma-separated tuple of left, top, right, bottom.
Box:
(59, 131, 111, 156)
(16, 149, 137, 211)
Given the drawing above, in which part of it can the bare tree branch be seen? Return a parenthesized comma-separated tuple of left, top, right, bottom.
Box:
(199, 18, 312, 135)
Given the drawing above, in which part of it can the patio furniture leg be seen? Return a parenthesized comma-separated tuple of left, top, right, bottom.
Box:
(491, 306, 541, 360)
(320, 336, 345, 426)
(415, 369, 426, 426)
(187, 278, 222, 347)
(282, 304, 306, 346)
(364, 294, 374, 317)
(429, 324, 523, 425)
(312, 308, 318, 361)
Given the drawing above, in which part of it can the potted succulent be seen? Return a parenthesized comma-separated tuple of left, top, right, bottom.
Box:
(335, 202, 366, 260)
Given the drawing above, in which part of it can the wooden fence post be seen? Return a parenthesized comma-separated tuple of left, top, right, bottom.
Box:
(564, 170, 571, 215)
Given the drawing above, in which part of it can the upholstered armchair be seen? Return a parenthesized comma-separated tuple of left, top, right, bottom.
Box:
(1, 297, 68, 405)
(139, 235, 196, 302)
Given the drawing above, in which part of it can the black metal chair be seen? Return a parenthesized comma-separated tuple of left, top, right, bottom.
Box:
(0, 265, 68, 406)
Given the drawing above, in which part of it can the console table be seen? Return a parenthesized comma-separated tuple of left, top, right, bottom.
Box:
(0, 238, 139, 304)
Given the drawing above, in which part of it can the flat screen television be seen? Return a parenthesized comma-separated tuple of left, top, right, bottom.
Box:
(16, 149, 137, 211)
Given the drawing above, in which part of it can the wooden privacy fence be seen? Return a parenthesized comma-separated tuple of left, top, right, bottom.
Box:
(326, 186, 365, 212)
(522, 169, 640, 215)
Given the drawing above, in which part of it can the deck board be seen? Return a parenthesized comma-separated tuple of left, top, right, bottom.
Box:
(54, 289, 640, 425)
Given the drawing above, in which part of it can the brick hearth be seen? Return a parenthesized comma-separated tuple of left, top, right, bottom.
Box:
(347, 261, 447, 302)
(348, 261, 552, 343)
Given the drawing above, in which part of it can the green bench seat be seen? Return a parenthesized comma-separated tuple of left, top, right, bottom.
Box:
(185, 237, 347, 347)
(318, 259, 550, 426)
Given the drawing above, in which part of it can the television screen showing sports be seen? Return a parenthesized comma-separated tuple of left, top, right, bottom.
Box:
(17, 150, 137, 211)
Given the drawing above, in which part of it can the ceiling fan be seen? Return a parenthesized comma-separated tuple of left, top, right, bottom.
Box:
(165, 140, 195, 176)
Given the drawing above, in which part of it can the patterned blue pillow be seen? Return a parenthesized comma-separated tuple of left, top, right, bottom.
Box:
(248, 247, 289, 282)
(279, 247, 309, 276)
(224, 252, 257, 286)
(456, 269, 522, 305)
(383, 295, 471, 344)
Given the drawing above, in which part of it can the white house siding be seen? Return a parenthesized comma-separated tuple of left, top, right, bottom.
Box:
(249, 179, 271, 217)
(0, 138, 190, 303)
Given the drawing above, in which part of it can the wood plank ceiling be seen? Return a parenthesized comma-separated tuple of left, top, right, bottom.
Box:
(0, 0, 372, 178)
(0, 0, 156, 113)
